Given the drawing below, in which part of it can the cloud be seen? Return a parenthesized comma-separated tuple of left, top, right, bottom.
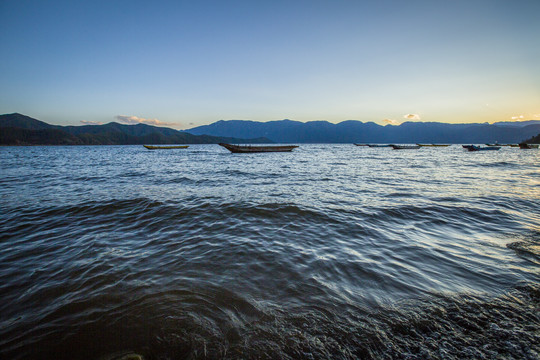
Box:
(382, 118, 400, 125)
(114, 115, 180, 127)
(403, 114, 421, 120)
(80, 120, 103, 125)
(534, 114, 540, 118)
(511, 115, 524, 120)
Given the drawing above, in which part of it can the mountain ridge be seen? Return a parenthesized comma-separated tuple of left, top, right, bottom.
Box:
(185, 119, 540, 143)
(0, 113, 271, 145)
(2, 113, 540, 145)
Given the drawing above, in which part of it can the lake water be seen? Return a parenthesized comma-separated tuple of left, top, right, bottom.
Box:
(0, 144, 539, 359)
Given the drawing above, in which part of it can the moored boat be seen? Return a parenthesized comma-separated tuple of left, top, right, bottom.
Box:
(391, 145, 421, 150)
(367, 144, 391, 147)
(466, 145, 501, 151)
(354, 143, 369, 146)
(416, 144, 450, 147)
(519, 143, 539, 149)
(219, 143, 298, 153)
(143, 145, 189, 149)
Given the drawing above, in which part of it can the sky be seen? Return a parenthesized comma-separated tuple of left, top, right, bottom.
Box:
(1, 0, 539, 129)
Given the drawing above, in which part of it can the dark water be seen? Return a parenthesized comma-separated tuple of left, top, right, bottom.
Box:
(1, 144, 539, 360)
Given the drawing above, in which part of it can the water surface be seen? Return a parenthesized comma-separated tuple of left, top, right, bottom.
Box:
(1, 144, 538, 359)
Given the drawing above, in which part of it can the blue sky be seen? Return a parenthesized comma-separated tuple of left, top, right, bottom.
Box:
(1, 0, 539, 129)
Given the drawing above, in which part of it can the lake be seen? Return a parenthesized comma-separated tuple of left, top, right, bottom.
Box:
(0, 144, 538, 359)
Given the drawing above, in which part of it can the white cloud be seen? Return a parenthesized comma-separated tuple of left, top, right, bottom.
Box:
(511, 115, 524, 120)
(382, 118, 400, 125)
(534, 114, 540, 118)
(114, 115, 180, 127)
(80, 120, 103, 125)
(403, 114, 421, 120)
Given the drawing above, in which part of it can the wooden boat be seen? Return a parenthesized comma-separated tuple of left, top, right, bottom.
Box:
(416, 144, 450, 147)
(219, 143, 298, 153)
(391, 145, 420, 150)
(143, 145, 189, 149)
(367, 144, 391, 147)
(466, 145, 501, 151)
(519, 143, 539, 149)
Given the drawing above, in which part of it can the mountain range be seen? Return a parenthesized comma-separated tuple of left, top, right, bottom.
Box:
(2, 113, 539, 145)
(185, 119, 540, 144)
(0, 113, 270, 145)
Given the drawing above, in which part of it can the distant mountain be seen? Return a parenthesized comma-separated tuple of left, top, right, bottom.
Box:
(0, 113, 271, 145)
(492, 120, 540, 127)
(4, 113, 539, 145)
(523, 133, 540, 144)
(185, 119, 540, 144)
(0, 113, 56, 130)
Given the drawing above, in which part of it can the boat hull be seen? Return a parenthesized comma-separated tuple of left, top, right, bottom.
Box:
(466, 145, 501, 151)
(392, 145, 421, 150)
(417, 144, 450, 147)
(519, 143, 539, 149)
(143, 145, 189, 149)
(219, 143, 298, 153)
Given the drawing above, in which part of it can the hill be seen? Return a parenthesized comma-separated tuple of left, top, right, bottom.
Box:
(0, 113, 56, 130)
(0, 113, 270, 145)
(185, 119, 540, 144)
(522, 133, 540, 144)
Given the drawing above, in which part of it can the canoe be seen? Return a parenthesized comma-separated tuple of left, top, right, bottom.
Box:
(354, 144, 369, 146)
(519, 143, 539, 149)
(143, 145, 189, 149)
(367, 144, 391, 147)
(416, 144, 450, 147)
(391, 145, 421, 150)
(466, 145, 501, 151)
(219, 143, 298, 153)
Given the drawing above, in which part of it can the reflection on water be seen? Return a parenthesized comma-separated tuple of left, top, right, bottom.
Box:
(0, 144, 538, 359)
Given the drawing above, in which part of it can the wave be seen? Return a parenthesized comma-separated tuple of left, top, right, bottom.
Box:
(507, 231, 540, 265)
(471, 161, 517, 168)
